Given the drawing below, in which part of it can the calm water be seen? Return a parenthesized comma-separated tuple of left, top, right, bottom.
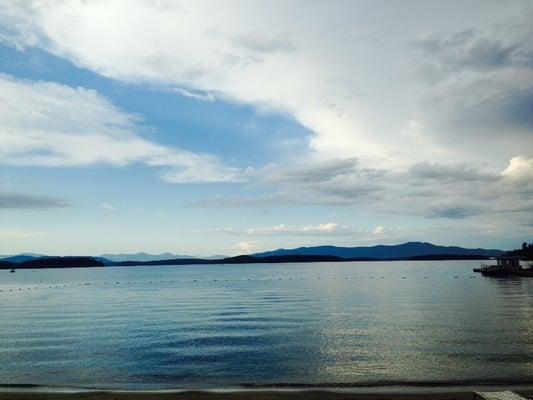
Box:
(0, 261, 532, 390)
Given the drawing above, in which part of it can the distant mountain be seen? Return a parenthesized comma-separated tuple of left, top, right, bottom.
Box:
(204, 255, 228, 260)
(254, 241, 503, 260)
(110, 254, 356, 266)
(1, 242, 505, 270)
(0, 256, 104, 269)
(0, 253, 46, 263)
(99, 252, 196, 262)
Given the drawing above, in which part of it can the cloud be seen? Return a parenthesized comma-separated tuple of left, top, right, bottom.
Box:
(236, 241, 257, 254)
(414, 29, 522, 75)
(0, 229, 45, 239)
(0, 2, 531, 242)
(232, 31, 297, 54)
(0, 192, 67, 209)
(372, 225, 384, 235)
(245, 222, 341, 235)
(256, 158, 362, 185)
(0, 0, 482, 166)
(193, 155, 533, 235)
(182, 222, 344, 236)
(100, 203, 116, 211)
(0, 2, 531, 170)
(173, 87, 215, 102)
(428, 206, 480, 220)
(0, 74, 241, 182)
(409, 161, 496, 183)
(410, 19, 533, 163)
(501, 155, 533, 180)
(0, 1, 530, 173)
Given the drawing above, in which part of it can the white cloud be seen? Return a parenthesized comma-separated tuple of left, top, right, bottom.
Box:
(0, 74, 241, 182)
(0, 1, 531, 244)
(236, 241, 257, 254)
(100, 203, 116, 211)
(2, 1, 529, 170)
(182, 223, 344, 236)
(501, 156, 533, 180)
(245, 222, 341, 235)
(372, 225, 384, 235)
(173, 88, 215, 102)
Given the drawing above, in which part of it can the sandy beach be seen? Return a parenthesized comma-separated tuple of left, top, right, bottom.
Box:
(0, 390, 476, 400)
(1, 389, 532, 400)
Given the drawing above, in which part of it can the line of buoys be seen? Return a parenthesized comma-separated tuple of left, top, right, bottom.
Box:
(0, 275, 480, 295)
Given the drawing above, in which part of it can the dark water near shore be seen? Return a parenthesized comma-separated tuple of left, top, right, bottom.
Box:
(0, 261, 532, 390)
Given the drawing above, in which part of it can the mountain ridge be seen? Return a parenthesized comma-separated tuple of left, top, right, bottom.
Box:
(253, 241, 503, 259)
(100, 252, 195, 263)
(1, 242, 505, 269)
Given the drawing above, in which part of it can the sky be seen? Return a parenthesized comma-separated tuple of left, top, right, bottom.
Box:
(0, 0, 532, 256)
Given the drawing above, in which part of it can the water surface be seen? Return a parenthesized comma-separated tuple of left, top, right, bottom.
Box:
(0, 261, 532, 389)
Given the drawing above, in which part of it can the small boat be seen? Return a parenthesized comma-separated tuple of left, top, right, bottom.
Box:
(9, 269, 15, 273)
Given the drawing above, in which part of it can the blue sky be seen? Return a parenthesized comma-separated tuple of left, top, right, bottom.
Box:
(1, 1, 532, 256)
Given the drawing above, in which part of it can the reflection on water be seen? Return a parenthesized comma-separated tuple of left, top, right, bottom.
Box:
(0, 261, 532, 389)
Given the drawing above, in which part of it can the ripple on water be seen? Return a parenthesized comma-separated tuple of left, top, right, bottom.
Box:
(0, 261, 532, 388)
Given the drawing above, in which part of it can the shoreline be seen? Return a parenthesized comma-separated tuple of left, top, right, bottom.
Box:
(1, 258, 492, 271)
(1, 384, 533, 400)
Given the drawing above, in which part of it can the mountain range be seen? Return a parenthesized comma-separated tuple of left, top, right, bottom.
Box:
(1, 242, 504, 268)
(254, 242, 503, 259)
(100, 252, 195, 263)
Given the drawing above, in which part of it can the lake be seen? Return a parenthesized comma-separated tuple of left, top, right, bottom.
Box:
(0, 261, 532, 390)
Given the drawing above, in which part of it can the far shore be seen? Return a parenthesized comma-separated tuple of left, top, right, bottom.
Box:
(0, 254, 494, 270)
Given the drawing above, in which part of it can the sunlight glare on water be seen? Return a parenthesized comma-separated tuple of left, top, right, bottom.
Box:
(0, 261, 532, 389)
